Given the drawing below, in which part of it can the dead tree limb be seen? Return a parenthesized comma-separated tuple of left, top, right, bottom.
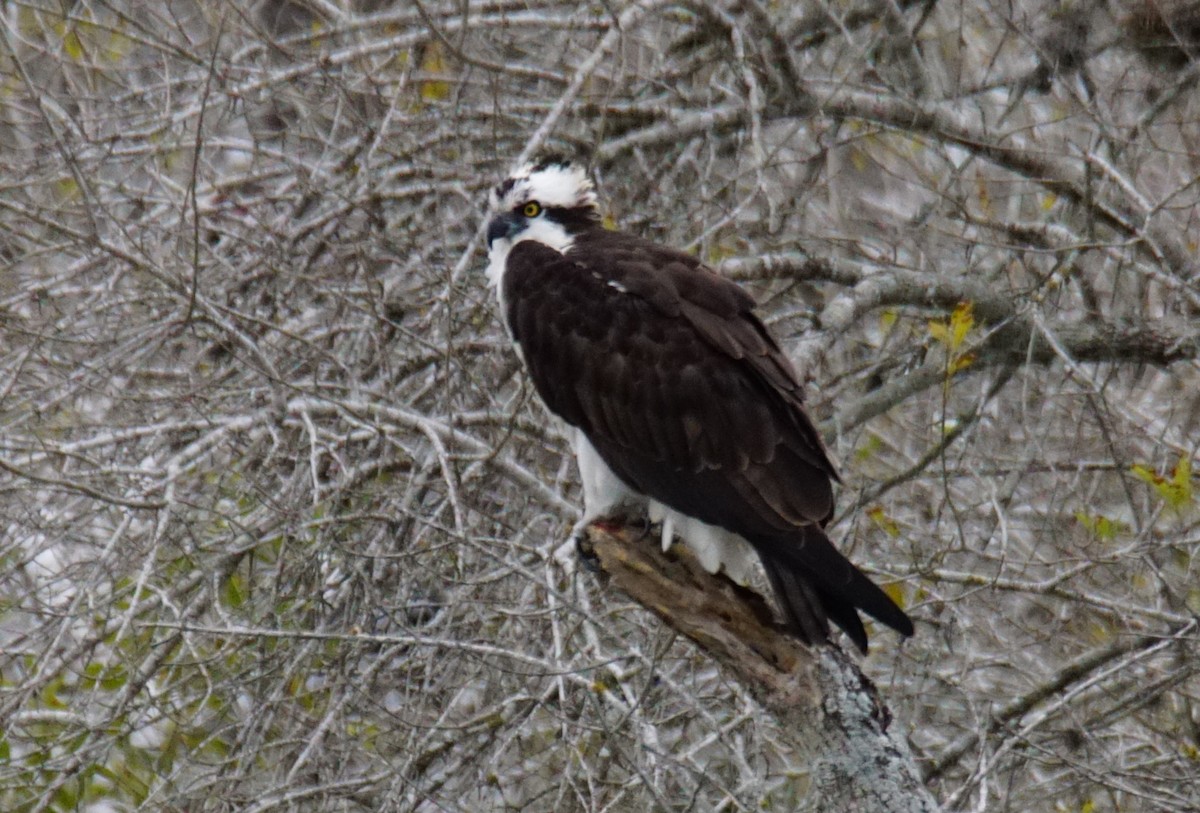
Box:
(585, 523, 940, 813)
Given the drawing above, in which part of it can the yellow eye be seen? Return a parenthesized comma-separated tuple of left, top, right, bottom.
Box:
(522, 201, 542, 218)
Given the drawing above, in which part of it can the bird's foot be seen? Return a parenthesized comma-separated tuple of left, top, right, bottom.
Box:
(571, 513, 652, 571)
(571, 516, 604, 572)
(629, 515, 653, 542)
(574, 532, 602, 572)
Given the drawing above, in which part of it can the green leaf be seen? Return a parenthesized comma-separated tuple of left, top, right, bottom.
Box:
(221, 572, 247, 609)
(854, 434, 882, 462)
(1172, 455, 1194, 506)
(1132, 456, 1195, 511)
(1074, 511, 1128, 541)
(41, 675, 68, 710)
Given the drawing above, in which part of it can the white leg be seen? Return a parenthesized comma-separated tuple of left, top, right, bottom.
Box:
(571, 430, 643, 540)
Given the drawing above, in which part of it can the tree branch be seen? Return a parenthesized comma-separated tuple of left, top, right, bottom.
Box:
(722, 253, 1200, 368)
(585, 523, 940, 813)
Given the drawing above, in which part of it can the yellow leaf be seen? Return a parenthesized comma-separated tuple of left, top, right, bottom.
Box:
(868, 506, 900, 537)
(882, 581, 907, 610)
(976, 176, 992, 216)
(104, 28, 132, 63)
(929, 302, 974, 352)
(17, 8, 38, 35)
(591, 674, 616, 693)
(849, 145, 869, 172)
(949, 302, 975, 349)
(929, 303, 975, 381)
(1041, 193, 1057, 211)
(879, 307, 898, 335)
(1081, 800, 1095, 813)
(947, 351, 976, 375)
(705, 240, 740, 263)
(1088, 621, 1112, 644)
(419, 41, 452, 103)
(55, 177, 79, 200)
(63, 29, 84, 61)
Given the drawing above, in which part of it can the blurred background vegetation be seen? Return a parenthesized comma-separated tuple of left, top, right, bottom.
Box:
(1, 1, 1198, 810)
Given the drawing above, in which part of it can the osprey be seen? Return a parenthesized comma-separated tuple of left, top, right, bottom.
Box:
(485, 157, 913, 652)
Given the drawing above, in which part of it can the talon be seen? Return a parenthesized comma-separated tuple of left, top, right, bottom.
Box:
(633, 516, 653, 542)
(574, 532, 602, 572)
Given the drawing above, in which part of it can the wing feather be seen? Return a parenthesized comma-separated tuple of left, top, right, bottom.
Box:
(502, 235, 910, 649)
(504, 235, 836, 523)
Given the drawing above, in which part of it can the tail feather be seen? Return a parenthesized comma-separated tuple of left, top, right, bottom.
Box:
(819, 589, 870, 653)
(757, 526, 913, 653)
(761, 556, 831, 647)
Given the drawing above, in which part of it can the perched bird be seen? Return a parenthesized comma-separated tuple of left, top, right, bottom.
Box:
(484, 157, 913, 652)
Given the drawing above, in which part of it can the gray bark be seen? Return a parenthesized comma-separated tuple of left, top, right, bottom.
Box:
(587, 524, 939, 812)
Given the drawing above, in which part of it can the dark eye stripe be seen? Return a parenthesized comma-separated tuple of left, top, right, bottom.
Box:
(494, 178, 516, 199)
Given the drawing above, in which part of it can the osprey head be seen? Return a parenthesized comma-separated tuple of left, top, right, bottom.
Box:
(485, 156, 599, 258)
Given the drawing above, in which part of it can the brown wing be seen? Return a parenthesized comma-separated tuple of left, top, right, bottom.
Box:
(502, 233, 912, 650)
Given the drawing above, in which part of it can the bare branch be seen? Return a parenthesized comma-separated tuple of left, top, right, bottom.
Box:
(586, 523, 939, 813)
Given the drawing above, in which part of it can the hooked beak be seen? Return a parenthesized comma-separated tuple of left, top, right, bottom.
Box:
(486, 213, 522, 249)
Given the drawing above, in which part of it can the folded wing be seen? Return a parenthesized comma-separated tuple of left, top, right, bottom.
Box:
(503, 235, 912, 651)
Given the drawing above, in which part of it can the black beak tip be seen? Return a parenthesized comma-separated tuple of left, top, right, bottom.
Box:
(486, 215, 511, 249)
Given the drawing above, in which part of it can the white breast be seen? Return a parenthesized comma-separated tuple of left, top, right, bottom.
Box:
(486, 217, 575, 320)
(573, 431, 756, 586)
(486, 238, 512, 319)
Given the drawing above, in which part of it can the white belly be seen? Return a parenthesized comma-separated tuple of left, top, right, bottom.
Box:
(572, 430, 757, 586)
